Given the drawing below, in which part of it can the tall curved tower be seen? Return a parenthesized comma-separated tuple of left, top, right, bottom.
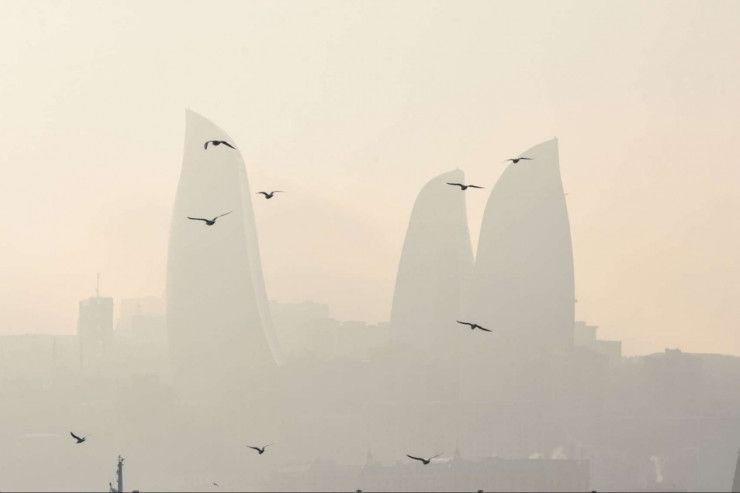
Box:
(390, 169, 475, 353)
(472, 138, 574, 351)
(166, 110, 280, 385)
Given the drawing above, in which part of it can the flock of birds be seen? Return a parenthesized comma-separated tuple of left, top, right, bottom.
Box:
(186, 143, 285, 227)
(67, 430, 445, 469)
(69, 139, 535, 478)
(187, 140, 532, 228)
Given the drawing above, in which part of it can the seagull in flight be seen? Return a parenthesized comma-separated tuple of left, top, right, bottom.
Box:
(247, 444, 270, 455)
(257, 191, 283, 200)
(186, 211, 232, 226)
(456, 321, 492, 332)
(70, 432, 87, 444)
(204, 140, 235, 150)
(506, 157, 532, 164)
(407, 454, 441, 465)
(446, 183, 484, 191)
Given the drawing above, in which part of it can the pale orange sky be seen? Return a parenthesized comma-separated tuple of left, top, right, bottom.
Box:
(1, 0, 738, 356)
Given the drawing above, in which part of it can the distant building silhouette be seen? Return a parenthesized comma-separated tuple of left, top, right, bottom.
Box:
(270, 455, 590, 492)
(390, 169, 474, 354)
(77, 276, 113, 369)
(271, 300, 390, 362)
(117, 296, 165, 332)
(732, 450, 740, 492)
(472, 138, 574, 351)
(573, 321, 622, 362)
(166, 110, 280, 388)
(7, 130, 740, 492)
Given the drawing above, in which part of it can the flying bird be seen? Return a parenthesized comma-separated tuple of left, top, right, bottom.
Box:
(247, 444, 270, 455)
(212, 482, 220, 487)
(257, 191, 283, 199)
(70, 432, 86, 444)
(506, 157, 532, 164)
(446, 183, 484, 191)
(456, 321, 492, 332)
(406, 454, 440, 465)
(186, 211, 232, 226)
(204, 140, 235, 150)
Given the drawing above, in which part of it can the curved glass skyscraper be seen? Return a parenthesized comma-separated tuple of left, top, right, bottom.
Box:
(390, 169, 475, 354)
(166, 110, 280, 386)
(472, 138, 575, 351)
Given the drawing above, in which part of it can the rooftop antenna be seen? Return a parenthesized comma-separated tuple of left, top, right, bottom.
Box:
(116, 455, 124, 493)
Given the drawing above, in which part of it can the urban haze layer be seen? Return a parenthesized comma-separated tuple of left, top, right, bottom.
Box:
(2, 110, 740, 492)
(3, 2, 740, 491)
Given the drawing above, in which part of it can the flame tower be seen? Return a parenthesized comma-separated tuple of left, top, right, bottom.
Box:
(390, 169, 475, 354)
(472, 138, 575, 351)
(166, 110, 280, 385)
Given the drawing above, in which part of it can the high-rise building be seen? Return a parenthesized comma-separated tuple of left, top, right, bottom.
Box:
(166, 110, 280, 386)
(390, 169, 474, 354)
(77, 276, 114, 369)
(117, 296, 165, 332)
(472, 138, 575, 351)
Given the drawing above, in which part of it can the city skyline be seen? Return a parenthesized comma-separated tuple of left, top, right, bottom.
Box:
(2, 109, 740, 492)
(3, 2, 740, 491)
(2, 1, 739, 358)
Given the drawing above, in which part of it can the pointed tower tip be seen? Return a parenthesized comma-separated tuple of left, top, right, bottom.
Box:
(183, 109, 236, 145)
(185, 109, 223, 130)
(424, 169, 465, 188)
(185, 108, 207, 122)
(516, 138, 558, 159)
(445, 168, 465, 180)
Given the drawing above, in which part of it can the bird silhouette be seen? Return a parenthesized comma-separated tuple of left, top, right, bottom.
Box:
(186, 211, 232, 226)
(257, 191, 283, 199)
(204, 140, 235, 150)
(456, 321, 492, 332)
(446, 182, 484, 191)
(407, 454, 440, 465)
(70, 432, 86, 444)
(212, 482, 220, 487)
(506, 157, 532, 164)
(247, 444, 270, 455)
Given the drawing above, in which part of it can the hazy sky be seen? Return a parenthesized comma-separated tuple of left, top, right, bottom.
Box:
(1, 0, 739, 356)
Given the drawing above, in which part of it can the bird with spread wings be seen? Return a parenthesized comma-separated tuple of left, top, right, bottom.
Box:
(204, 140, 236, 150)
(446, 182, 484, 191)
(247, 444, 270, 455)
(70, 432, 87, 444)
(257, 191, 284, 199)
(186, 211, 232, 226)
(456, 321, 492, 332)
(505, 156, 532, 164)
(406, 454, 441, 465)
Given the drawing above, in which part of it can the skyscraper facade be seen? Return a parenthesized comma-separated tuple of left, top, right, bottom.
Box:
(77, 295, 113, 369)
(166, 110, 280, 386)
(472, 138, 575, 351)
(390, 169, 475, 355)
